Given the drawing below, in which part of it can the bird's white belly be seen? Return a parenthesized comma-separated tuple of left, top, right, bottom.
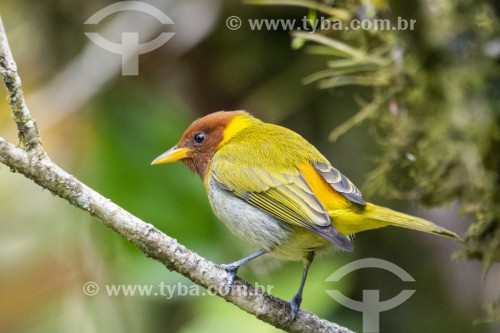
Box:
(206, 176, 333, 260)
(207, 176, 291, 250)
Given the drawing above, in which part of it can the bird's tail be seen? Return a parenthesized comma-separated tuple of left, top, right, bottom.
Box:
(364, 203, 459, 238)
(329, 203, 460, 239)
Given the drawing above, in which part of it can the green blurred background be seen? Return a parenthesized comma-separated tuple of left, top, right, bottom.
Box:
(0, 0, 499, 332)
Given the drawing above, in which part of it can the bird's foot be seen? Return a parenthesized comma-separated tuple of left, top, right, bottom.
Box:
(288, 294, 302, 321)
(220, 263, 240, 289)
(219, 250, 266, 290)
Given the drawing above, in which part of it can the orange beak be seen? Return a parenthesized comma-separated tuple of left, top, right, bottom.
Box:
(151, 146, 192, 165)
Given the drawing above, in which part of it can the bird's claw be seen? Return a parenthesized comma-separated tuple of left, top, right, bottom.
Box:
(220, 263, 239, 289)
(288, 294, 302, 321)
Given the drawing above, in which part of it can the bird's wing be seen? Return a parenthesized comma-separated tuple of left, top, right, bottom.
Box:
(311, 162, 366, 206)
(211, 161, 353, 252)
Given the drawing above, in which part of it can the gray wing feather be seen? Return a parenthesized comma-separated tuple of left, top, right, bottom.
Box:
(313, 162, 366, 206)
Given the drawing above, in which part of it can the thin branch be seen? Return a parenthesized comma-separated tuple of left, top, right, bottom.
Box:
(0, 15, 354, 333)
(291, 32, 365, 59)
(0, 16, 42, 152)
(329, 88, 398, 142)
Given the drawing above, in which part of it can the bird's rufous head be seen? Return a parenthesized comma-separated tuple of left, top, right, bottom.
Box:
(151, 110, 256, 179)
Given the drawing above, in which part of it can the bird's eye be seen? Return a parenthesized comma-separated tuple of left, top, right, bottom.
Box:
(193, 132, 206, 144)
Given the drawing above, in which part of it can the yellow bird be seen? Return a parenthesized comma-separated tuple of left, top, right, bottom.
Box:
(152, 110, 459, 319)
